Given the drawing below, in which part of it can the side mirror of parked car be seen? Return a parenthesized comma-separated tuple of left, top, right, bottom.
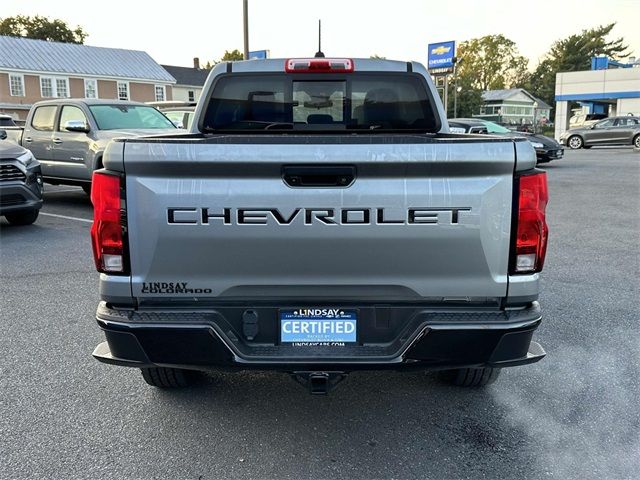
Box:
(64, 120, 90, 133)
(0, 129, 6, 140)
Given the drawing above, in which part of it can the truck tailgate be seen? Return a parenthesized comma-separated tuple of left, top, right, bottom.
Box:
(123, 137, 515, 302)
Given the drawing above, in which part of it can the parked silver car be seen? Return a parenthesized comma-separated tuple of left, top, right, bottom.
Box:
(560, 116, 640, 149)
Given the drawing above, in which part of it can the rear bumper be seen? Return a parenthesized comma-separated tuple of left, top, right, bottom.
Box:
(93, 301, 545, 372)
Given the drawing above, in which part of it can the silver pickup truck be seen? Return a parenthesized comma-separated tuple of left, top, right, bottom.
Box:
(6, 99, 176, 194)
(91, 58, 549, 394)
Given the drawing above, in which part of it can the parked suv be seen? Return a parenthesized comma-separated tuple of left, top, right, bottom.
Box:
(0, 131, 43, 225)
(561, 116, 640, 149)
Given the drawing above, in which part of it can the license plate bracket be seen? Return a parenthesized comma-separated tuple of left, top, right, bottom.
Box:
(280, 308, 357, 345)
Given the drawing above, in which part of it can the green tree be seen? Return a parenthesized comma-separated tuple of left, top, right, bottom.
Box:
(205, 49, 245, 68)
(220, 49, 244, 61)
(456, 35, 529, 92)
(528, 23, 629, 108)
(446, 76, 483, 118)
(0, 15, 87, 43)
(370, 54, 386, 59)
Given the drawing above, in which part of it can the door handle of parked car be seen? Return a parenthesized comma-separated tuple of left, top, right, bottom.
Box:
(52, 137, 63, 144)
(24, 136, 33, 143)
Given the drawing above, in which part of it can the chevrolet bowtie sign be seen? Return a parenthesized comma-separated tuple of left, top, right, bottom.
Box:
(428, 40, 456, 70)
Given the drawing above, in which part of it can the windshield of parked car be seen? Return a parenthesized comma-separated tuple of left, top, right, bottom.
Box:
(202, 73, 440, 133)
(481, 120, 512, 134)
(89, 105, 175, 130)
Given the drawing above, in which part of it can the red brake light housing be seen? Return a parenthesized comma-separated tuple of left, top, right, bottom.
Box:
(511, 171, 549, 274)
(285, 58, 354, 73)
(90, 171, 127, 274)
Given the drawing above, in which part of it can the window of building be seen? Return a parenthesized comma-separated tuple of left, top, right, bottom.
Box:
(39, 76, 70, 98)
(84, 79, 98, 99)
(188, 90, 195, 102)
(40, 77, 54, 97)
(31, 105, 58, 131)
(59, 105, 88, 131)
(55, 78, 69, 98)
(117, 82, 129, 101)
(9, 74, 25, 96)
(155, 85, 166, 102)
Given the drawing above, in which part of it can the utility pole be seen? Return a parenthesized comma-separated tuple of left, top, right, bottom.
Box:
(243, 0, 249, 60)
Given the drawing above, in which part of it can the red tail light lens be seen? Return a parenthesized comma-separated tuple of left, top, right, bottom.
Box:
(285, 58, 354, 73)
(90, 172, 126, 274)
(513, 172, 549, 273)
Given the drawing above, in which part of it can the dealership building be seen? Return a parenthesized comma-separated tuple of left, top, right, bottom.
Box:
(554, 57, 640, 139)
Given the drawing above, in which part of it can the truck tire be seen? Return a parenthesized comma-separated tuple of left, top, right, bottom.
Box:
(140, 367, 192, 388)
(4, 209, 39, 226)
(439, 367, 501, 387)
(567, 135, 583, 149)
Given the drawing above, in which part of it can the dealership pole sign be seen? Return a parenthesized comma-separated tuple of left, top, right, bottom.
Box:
(428, 41, 455, 74)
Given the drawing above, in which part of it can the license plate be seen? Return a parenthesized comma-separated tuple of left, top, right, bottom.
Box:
(280, 308, 357, 345)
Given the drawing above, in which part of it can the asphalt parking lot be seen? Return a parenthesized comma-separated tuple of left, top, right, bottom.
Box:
(1, 147, 638, 480)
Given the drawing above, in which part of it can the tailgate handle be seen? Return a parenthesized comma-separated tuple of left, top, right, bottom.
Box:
(283, 165, 355, 187)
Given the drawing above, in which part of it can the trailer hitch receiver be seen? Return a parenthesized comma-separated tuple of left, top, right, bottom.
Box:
(292, 371, 347, 395)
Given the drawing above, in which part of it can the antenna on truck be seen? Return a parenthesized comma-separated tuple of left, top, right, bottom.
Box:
(315, 19, 325, 58)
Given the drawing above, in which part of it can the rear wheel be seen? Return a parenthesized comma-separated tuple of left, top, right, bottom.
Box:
(567, 135, 583, 149)
(633, 134, 640, 149)
(140, 367, 194, 388)
(438, 367, 501, 387)
(5, 209, 39, 226)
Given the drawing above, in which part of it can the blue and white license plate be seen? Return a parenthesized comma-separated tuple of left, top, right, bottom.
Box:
(280, 308, 357, 345)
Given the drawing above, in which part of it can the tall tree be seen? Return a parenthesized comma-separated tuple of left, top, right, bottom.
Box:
(446, 34, 528, 117)
(528, 23, 629, 108)
(205, 49, 245, 67)
(0, 15, 87, 43)
(456, 35, 529, 92)
(220, 49, 244, 61)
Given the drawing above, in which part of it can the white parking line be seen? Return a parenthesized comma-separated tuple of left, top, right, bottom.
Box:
(40, 212, 93, 224)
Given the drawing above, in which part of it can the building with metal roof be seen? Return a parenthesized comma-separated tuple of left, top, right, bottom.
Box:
(0, 35, 176, 121)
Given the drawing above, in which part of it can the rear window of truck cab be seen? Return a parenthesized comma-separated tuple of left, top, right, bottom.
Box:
(201, 73, 440, 133)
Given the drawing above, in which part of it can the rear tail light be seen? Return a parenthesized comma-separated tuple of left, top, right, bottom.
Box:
(512, 171, 549, 274)
(285, 58, 354, 73)
(90, 172, 127, 274)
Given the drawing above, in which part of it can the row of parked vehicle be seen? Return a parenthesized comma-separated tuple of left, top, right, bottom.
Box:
(448, 115, 640, 160)
(448, 118, 564, 163)
(2, 95, 638, 227)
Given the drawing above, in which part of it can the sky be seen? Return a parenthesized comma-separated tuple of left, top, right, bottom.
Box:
(2, 0, 639, 69)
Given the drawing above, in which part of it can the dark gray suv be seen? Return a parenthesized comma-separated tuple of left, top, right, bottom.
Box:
(0, 132, 43, 225)
(560, 116, 640, 149)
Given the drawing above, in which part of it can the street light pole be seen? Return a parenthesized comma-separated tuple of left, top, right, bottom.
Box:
(243, 0, 249, 60)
